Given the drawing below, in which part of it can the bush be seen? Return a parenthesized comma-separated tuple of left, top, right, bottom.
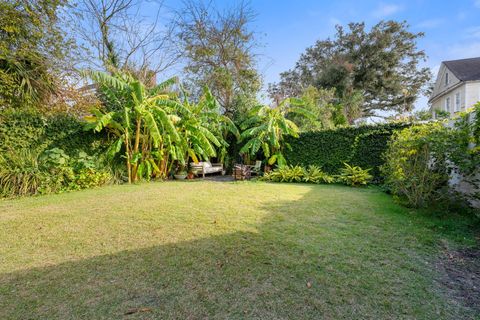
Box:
(284, 123, 409, 182)
(0, 149, 46, 197)
(262, 165, 304, 183)
(381, 122, 451, 208)
(304, 165, 335, 184)
(261, 165, 335, 184)
(0, 147, 112, 198)
(0, 108, 106, 156)
(0, 109, 114, 197)
(339, 163, 373, 187)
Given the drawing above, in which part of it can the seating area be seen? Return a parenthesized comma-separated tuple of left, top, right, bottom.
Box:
(190, 161, 224, 178)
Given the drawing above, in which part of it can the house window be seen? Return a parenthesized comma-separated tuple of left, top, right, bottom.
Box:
(455, 93, 460, 112)
(445, 72, 449, 86)
(445, 97, 451, 112)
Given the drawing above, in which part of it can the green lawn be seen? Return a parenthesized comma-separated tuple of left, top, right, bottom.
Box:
(0, 181, 478, 319)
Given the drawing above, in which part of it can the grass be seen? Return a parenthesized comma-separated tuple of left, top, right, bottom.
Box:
(0, 181, 478, 319)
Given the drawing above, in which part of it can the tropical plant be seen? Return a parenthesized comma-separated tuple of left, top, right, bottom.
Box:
(176, 86, 239, 168)
(83, 70, 236, 182)
(339, 163, 372, 187)
(240, 98, 313, 167)
(262, 165, 304, 183)
(84, 70, 179, 182)
(261, 165, 335, 184)
(303, 165, 335, 184)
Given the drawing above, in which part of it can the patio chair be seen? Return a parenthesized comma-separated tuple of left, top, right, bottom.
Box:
(250, 160, 262, 176)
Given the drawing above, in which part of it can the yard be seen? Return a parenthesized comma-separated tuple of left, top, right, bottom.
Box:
(0, 181, 478, 319)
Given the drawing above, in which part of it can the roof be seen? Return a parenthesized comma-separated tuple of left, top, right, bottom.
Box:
(443, 57, 480, 81)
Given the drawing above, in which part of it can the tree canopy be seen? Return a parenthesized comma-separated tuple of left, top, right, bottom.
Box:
(0, 0, 73, 108)
(269, 21, 431, 123)
(176, 0, 261, 119)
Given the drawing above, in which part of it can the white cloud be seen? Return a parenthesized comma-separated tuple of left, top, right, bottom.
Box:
(415, 19, 444, 29)
(372, 3, 403, 18)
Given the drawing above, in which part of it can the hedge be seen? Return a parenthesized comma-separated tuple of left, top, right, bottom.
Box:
(0, 108, 106, 156)
(284, 123, 410, 181)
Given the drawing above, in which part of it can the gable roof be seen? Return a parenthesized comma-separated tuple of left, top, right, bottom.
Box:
(443, 57, 480, 81)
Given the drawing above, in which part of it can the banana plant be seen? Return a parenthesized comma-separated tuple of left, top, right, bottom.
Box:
(240, 97, 313, 167)
(83, 70, 238, 182)
(83, 70, 182, 182)
(172, 86, 240, 169)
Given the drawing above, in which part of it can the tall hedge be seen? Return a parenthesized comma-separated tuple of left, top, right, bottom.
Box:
(0, 108, 106, 155)
(284, 123, 410, 181)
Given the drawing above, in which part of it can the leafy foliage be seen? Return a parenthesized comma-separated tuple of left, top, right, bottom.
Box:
(84, 70, 237, 182)
(270, 21, 431, 122)
(381, 122, 451, 208)
(0, 108, 105, 156)
(303, 165, 336, 184)
(339, 163, 372, 187)
(176, 0, 261, 117)
(240, 98, 313, 166)
(0, 147, 111, 198)
(261, 165, 335, 184)
(0, 0, 74, 108)
(284, 123, 409, 181)
(285, 86, 346, 131)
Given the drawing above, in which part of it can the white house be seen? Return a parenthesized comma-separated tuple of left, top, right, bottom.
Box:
(429, 57, 480, 118)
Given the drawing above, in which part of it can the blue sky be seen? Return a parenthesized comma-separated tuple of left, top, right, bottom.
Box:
(160, 0, 480, 109)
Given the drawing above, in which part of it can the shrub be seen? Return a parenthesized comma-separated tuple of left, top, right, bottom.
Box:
(261, 165, 335, 184)
(0, 147, 112, 198)
(262, 165, 304, 183)
(0, 108, 106, 156)
(304, 165, 335, 184)
(284, 123, 409, 182)
(381, 122, 450, 208)
(69, 169, 112, 190)
(339, 163, 373, 187)
(0, 149, 46, 197)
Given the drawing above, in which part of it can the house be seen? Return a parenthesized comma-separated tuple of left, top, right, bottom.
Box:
(429, 57, 480, 118)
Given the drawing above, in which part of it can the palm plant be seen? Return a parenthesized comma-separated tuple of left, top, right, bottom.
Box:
(240, 97, 313, 167)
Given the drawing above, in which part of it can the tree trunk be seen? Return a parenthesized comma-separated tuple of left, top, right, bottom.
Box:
(125, 129, 132, 183)
(131, 118, 142, 182)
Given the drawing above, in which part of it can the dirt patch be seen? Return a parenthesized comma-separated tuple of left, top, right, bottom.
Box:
(436, 242, 480, 315)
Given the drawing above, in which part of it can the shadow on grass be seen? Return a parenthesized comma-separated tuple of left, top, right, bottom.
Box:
(0, 186, 478, 319)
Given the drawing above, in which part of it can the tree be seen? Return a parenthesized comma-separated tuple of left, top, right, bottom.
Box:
(175, 0, 261, 118)
(287, 86, 346, 131)
(70, 0, 179, 81)
(0, 0, 74, 108)
(240, 98, 313, 167)
(269, 21, 431, 123)
(84, 70, 237, 182)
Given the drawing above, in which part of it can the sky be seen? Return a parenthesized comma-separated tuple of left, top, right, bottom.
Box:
(159, 0, 480, 109)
